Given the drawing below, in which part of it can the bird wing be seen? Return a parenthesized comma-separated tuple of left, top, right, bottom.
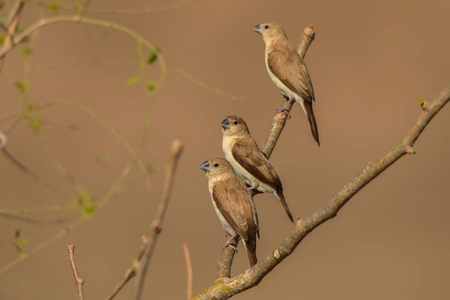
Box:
(267, 46, 315, 103)
(232, 139, 282, 192)
(212, 177, 255, 241)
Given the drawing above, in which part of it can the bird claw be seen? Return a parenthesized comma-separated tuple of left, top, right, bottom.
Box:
(221, 243, 238, 253)
(275, 107, 292, 119)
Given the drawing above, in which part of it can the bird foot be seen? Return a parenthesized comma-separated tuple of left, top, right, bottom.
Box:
(276, 98, 294, 119)
(221, 243, 238, 253)
(247, 186, 256, 191)
(221, 233, 238, 253)
(276, 107, 292, 119)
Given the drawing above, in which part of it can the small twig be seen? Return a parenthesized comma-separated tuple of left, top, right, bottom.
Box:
(106, 235, 149, 300)
(67, 242, 84, 300)
(0, 0, 24, 71)
(183, 242, 193, 299)
(297, 25, 315, 59)
(135, 139, 184, 300)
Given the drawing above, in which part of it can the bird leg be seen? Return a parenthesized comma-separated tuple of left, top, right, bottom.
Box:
(247, 186, 256, 191)
(221, 233, 238, 253)
(276, 97, 294, 118)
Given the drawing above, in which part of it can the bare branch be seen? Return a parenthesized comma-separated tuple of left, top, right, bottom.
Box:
(106, 140, 184, 300)
(135, 139, 184, 299)
(67, 242, 84, 300)
(183, 242, 193, 299)
(106, 235, 149, 300)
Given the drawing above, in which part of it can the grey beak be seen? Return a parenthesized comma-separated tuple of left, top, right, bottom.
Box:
(253, 24, 262, 35)
(200, 160, 211, 172)
(221, 118, 230, 130)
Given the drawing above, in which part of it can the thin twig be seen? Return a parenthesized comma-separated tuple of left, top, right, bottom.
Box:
(135, 139, 184, 300)
(67, 242, 84, 300)
(193, 85, 450, 299)
(183, 242, 193, 299)
(0, 0, 24, 71)
(106, 235, 149, 300)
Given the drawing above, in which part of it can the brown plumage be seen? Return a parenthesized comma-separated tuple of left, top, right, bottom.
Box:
(200, 158, 259, 267)
(253, 21, 320, 146)
(221, 116, 294, 223)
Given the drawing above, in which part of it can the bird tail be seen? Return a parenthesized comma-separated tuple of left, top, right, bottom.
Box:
(304, 101, 320, 146)
(277, 190, 294, 223)
(245, 239, 258, 268)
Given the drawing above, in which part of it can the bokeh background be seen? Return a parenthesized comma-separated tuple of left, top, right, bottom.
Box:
(1, 0, 449, 299)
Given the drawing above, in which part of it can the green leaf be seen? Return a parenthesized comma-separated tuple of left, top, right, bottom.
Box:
(126, 75, 141, 85)
(147, 82, 157, 91)
(48, 1, 60, 14)
(29, 114, 42, 133)
(75, 190, 97, 219)
(74, 1, 81, 12)
(22, 46, 33, 58)
(0, 33, 6, 46)
(147, 48, 160, 65)
(14, 81, 30, 94)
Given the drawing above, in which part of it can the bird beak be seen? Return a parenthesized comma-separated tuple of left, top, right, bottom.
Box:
(220, 118, 230, 130)
(253, 24, 262, 35)
(200, 160, 211, 172)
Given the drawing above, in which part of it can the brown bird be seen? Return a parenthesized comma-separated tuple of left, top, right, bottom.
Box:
(221, 116, 294, 223)
(200, 157, 259, 267)
(253, 22, 320, 146)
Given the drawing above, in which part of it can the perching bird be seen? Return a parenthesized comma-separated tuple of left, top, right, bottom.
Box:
(221, 116, 294, 223)
(200, 158, 259, 267)
(253, 22, 320, 146)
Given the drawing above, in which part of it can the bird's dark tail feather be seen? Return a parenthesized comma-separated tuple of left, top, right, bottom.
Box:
(304, 101, 320, 146)
(245, 239, 258, 268)
(278, 190, 294, 223)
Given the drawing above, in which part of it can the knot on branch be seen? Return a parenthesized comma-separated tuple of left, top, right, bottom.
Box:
(151, 221, 162, 234)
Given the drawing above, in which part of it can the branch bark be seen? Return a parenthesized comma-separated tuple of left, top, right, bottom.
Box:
(193, 24, 450, 299)
(67, 242, 84, 300)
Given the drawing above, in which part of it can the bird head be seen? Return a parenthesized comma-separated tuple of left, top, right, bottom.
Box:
(200, 158, 235, 180)
(220, 116, 250, 137)
(253, 22, 287, 44)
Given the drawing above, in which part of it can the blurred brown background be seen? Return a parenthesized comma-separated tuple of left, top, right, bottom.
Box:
(1, 0, 449, 299)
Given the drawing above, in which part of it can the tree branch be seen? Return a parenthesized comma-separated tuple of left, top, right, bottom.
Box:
(183, 242, 193, 299)
(194, 24, 450, 298)
(135, 139, 184, 300)
(67, 242, 84, 300)
(106, 139, 184, 300)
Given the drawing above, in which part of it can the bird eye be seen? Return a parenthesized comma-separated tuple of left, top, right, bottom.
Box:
(213, 163, 219, 167)
(264, 25, 270, 29)
(233, 120, 238, 125)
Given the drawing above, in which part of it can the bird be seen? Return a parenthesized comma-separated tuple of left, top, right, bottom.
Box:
(253, 21, 320, 146)
(200, 157, 259, 267)
(221, 116, 294, 223)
